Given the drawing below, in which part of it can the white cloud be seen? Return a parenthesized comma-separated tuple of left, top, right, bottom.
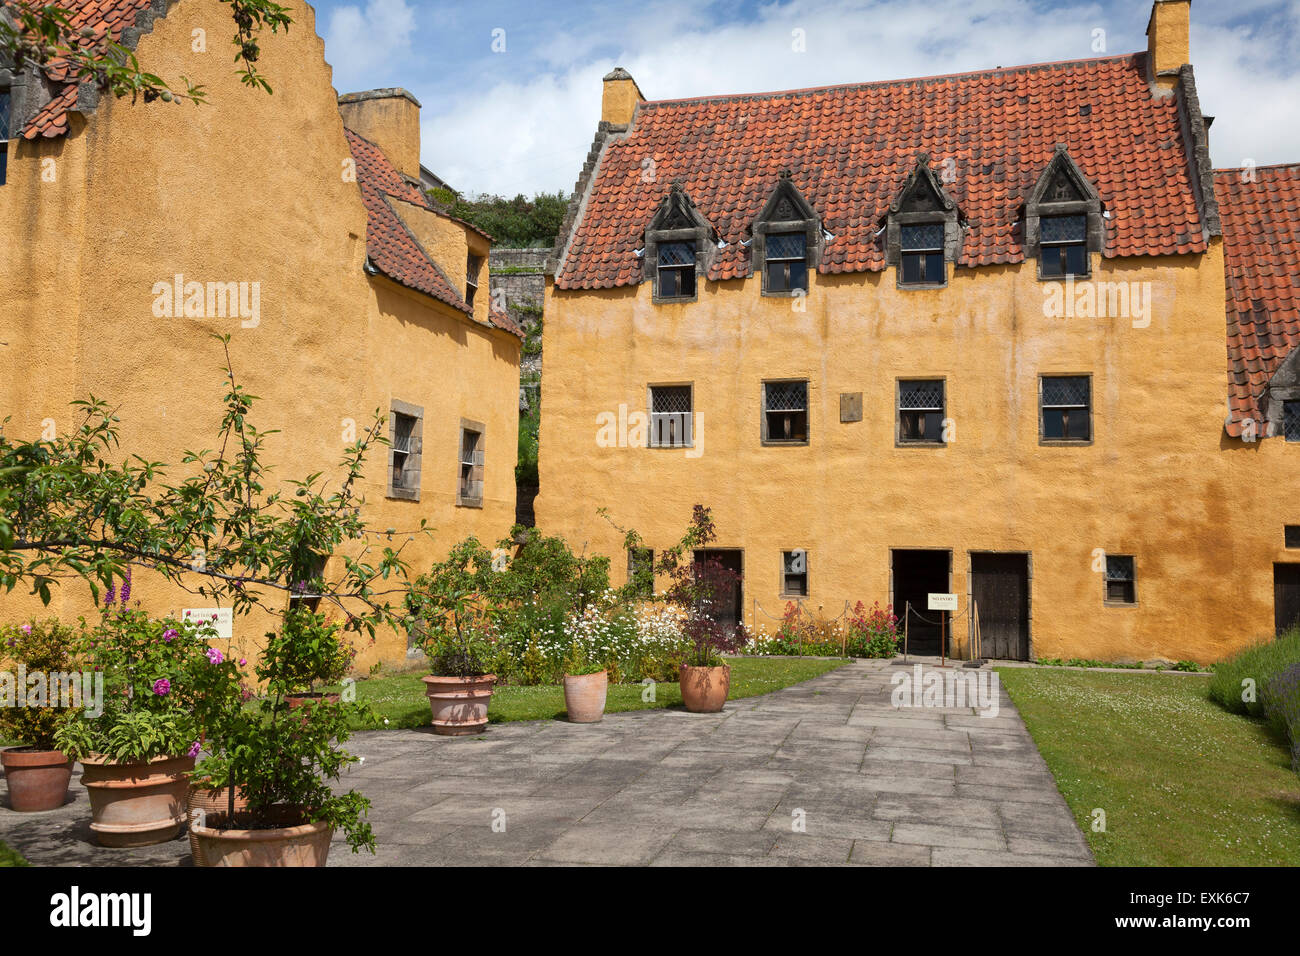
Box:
(324, 0, 418, 92)
(414, 0, 1300, 195)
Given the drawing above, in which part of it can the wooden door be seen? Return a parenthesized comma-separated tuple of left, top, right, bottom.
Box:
(1276, 564, 1300, 635)
(971, 554, 1030, 660)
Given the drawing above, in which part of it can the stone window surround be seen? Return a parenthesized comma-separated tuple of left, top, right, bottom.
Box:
(386, 399, 423, 501)
(1025, 145, 1106, 281)
(1262, 347, 1300, 441)
(760, 378, 811, 446)
(895, 376, 948, 447)
(1103, 553, 1139, 607)
(456, 417, 486, 509)
(643, 183, 716, 305)
(752, 173, 822, 297)
(779, 548, 810, 599)
(1038, 372, 1095, 447)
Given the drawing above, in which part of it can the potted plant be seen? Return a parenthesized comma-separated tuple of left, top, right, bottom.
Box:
(562, 639, 608, 723)
(409, 540, 497, 735)
(0, 620, 79, 812)
(54, 597, 229, 847)
(187, 608, 374, 867)
(268, 607, 360, 711)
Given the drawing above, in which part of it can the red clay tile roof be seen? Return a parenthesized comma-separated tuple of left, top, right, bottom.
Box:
(346, 128, 521, 337)
(556, 53, 1209, 290)
(1215, 164, 1300, 437)
(20, 0, 158, 139)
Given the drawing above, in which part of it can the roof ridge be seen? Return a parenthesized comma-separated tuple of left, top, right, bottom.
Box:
(639, 52, 1143, 110)
(1214, 162, 1300, 176)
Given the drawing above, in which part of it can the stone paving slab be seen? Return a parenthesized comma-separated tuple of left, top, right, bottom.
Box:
(0, 660, 1094, 867)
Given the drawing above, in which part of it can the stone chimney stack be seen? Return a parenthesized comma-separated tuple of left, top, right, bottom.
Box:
(338, 88, 422, 179)
(601, 67, 644, 127)
(1146, 0, 1191, 95)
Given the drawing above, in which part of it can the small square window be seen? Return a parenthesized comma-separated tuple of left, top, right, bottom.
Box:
(387, 402, 423, 500)
(1041, 376, 1092, 442)
(781, 550, 808, 597)
(649, 385, 693, 448)
(457, 424, 484, 507)
(1285, 401, 1300, 442)
(657, 241, 696, 299)
(1040, 215, 1088, 278)
(1286, 526, 1300, 549)
(627, 548, 654, 598)
(900, 224, 945, 286)
(898, 379, 945, 444)
(1105, 555, 1136, 605)
(765, 232, 808, 293)
(763, 380, 808, 444)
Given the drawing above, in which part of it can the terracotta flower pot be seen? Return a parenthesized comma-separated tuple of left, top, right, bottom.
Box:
(421, 674, 495, 735)
(191, 805, 333, 867)
(79, 754, 195, 847)
(1, 747, 73, 812)
(563, 670, 609, 723)
(679, 663, 731, 713)
(285, 692, 341, 710)
(187, 785, 249, 866)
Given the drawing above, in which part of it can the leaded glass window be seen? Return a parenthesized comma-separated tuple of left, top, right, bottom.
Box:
(900, 224, 945, 285)
(898, 379, 945, 443)
(1040, 215, 1088, 278)
(1105, 555, 1136, 605)
(765, 232, 808, 293)
(649, 385, 693, 448)
(763, 380, 808, 443)
(657, 241, 696, 299)
(1041, 375, 1092, 442)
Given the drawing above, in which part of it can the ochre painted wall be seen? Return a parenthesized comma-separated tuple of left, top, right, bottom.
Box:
(0, 0, 520, 670)
(537, 238, 1297, 665)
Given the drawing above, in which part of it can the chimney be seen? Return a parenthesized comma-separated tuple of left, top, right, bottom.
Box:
(601, 67, 644, 127)
(338, 88, 422, 179)
(1146, 0, 1191, 94)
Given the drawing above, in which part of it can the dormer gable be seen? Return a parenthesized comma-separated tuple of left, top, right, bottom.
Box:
(1025, 144, 1106, 277)
(751, 170, 821, 295)
(882, 153, 964, 288)
(642, 182, 716, 303)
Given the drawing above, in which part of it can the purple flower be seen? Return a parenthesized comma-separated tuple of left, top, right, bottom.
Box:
(119, 569, 131, 605)
(152, 678, 171, 696)
(206, 648, 224, 665)
(104, 584, 116, 606)
(162, 628, 178, 643)
(187, 740, 201, 758)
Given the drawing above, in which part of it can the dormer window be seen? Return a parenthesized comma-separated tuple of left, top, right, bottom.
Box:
(656, 241, 697, 299)
(643, 182, 716, 304)
(1026, 145, 1104, 281)
(1039, 215, 1088, 278)
(900, 224, 945, 285)
(465, 253, 482, 306)
(883, 154, 962, 290)
(752, 171, 820, 296)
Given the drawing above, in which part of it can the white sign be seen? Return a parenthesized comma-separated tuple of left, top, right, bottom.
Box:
(927, 593, 958, 612)
(182, 608, 233, 639)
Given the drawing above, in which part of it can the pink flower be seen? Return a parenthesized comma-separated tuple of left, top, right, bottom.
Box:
(163, 628, 178, 643)
(206, 647, 224, 665)
(20, 624, 31, 635)
(187, 740, 201, 758)
(238, 658, 247, 667)
(152, 678, 171, 696)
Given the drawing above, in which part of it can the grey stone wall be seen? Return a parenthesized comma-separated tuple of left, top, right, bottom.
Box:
(489, 248, 546, 410)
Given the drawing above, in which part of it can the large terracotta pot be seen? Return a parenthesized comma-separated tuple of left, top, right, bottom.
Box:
(191, 805, 333, 867)
(187, 786, 249, 866)
(1, 747, 73, 812)
(679, 664, 731, 713)
(421, 674, 495, 735)
(563, 670, 609, 723)
(79, 754, 194, 847)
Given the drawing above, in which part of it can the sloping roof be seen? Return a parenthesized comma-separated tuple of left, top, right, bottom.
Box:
(345, 128, 521, 336)
(21, 0, 159, 139)
(1215, 164, 1300, 436)
(556, 53, 1209, 290)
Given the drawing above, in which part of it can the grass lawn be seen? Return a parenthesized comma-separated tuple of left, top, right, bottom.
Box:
(999, 667, 1300, 866)
(0, 841, 28, 867)
(333, 656, 847, 729)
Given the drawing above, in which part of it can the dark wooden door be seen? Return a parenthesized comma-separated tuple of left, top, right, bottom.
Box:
(694, 549, 743, 632)
(1276, 564, 1300, 635)
(971, 554, 1029, 660)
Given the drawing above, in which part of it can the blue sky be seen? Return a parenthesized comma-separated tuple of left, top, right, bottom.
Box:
(308, 0, 1300, 196)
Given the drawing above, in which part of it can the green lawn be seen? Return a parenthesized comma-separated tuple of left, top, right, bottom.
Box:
(999, 667, 1300, 866)
(0, 841, 28, 867)
(333, 656, 847, 729)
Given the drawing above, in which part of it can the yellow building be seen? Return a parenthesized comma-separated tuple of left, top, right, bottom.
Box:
(538, 0, 1300, 664)
(0, 0, 522, 667)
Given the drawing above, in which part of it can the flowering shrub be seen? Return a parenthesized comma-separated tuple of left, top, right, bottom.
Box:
(0, 618, 82, 750)
(846, 601, 902, 658)
(746, 600, 901, 659)
(54, 598, 241, 764)
(259, 607, 362, 692)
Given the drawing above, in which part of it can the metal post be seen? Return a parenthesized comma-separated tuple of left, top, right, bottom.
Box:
(903, 601, 910, 663)
(940, 609, 946, 668)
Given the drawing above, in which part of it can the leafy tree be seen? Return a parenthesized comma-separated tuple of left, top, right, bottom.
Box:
(0, 0, 292, 105)
(429, 190, 568, 248)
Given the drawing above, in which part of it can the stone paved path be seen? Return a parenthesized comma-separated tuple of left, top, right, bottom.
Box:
(0, 661, 1093, 866)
